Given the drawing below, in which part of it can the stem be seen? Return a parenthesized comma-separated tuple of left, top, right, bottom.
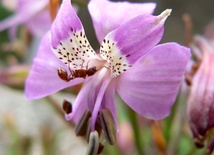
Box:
(166, 87, 188, 155)
(72, 0, 88, 6)
(126, 106, 144, 155)
(151, 121, 166, 155)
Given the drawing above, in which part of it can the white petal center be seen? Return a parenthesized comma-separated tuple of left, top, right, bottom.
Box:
(100, 38, 132, 77)
(52, 29, 97, 69)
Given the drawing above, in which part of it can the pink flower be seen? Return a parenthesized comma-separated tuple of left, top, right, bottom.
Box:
(0, 0, 51, 39)
(25, 0, 190, 141)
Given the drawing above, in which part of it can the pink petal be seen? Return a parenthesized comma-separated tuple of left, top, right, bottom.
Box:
(66, 77, 94, 123)
(102, 10, 171, 65)
(26, 9, 51, 37)
(25, 32, 84, 99)
(50, 0, 98, 70)
(51, 0, 83, 47)
(101, 79, 118, 130)
(117, 43, 191, 120)
(17, 0, 48, 12)
(0, 0, 48, 32)
(88, 0, 156, 42)
(91, 74, 111, 130)
(0, 14, 21, 32)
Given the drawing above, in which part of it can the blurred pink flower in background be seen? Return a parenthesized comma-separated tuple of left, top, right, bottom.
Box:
(187, 22, 214, 152)
(204, 20, 214, 43)
(0, 0, 51, 40)
(117, 122, 134, 154)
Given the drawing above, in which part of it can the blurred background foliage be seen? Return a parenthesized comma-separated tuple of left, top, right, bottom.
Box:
(0, 0, 214, 155)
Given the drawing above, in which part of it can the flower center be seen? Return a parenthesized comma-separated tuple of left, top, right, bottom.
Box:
(52, 28, 131, 81)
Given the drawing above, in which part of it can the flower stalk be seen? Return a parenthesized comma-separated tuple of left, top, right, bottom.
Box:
(126, 106, 144, 155)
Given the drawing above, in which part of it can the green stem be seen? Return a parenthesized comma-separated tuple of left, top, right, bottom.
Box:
(126, 106, 144, 155)
(166, 88, 188, 155)
(72, 0, 88, 6)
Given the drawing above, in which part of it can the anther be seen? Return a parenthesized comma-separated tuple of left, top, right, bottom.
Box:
(57, 67, 70, 82)
(86, 118, 91, 142)
(62, 99, 72, 114)
(85, 131, 99, 155)
(100, 109, 117, 145)
(97, 143, 105, 155)
(75, 110, 91, 136)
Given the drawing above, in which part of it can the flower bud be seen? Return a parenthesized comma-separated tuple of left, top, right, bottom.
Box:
(187, 36, 214, 149)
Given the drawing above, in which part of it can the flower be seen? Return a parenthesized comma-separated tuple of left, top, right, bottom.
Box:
(187, 35, 214, 150)
(25, 0, 190, 146)
(0, 0, 51, 39)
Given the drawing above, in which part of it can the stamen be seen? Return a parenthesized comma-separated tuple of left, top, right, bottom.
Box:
(86, 118, 92, 142)
(86, 119, 102, 142)
(100, 109, 116, 145)
(62, 99, 72, 114)
(75, 109, 91, 136)
(86, 131, 99, 155)
(97, 143, 104, 154)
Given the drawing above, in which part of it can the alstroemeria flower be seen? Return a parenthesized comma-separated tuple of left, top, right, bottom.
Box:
(0, 0, 51, 39)
(25, 0, 190, 139)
